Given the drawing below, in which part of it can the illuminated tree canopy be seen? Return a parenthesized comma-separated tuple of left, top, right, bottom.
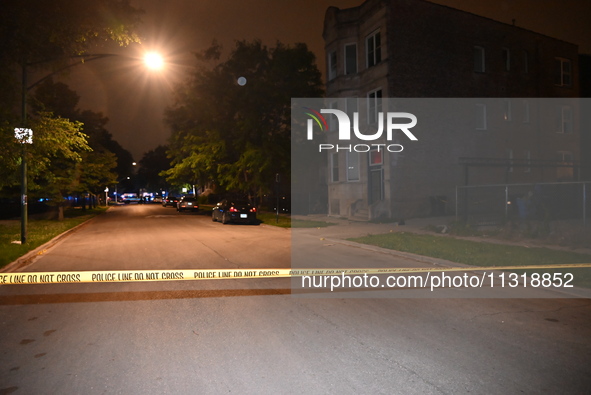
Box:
(164, 40, 324, 198)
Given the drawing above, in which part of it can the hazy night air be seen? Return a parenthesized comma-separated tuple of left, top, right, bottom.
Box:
(2, 2, 591, 393)
(60, 0, 590, 160)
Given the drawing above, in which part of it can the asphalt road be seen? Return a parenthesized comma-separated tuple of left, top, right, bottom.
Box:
(1, 204, 590, 394)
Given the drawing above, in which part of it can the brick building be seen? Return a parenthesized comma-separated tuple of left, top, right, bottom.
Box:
(321, 0, 583, 220)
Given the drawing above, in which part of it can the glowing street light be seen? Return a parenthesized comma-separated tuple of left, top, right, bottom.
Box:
(144, 52, 164, 70)
(18, 51, 163, 243)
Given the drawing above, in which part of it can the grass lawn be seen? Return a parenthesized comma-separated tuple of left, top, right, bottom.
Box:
(349, 232, 591, 287)
(256, 212, 336, 228)
(256, 212, 292, 228)
(0, 207, 107, 269)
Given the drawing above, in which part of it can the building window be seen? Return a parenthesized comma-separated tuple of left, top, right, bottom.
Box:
(554, 58, 572, 86)
(331, 152, 339, 182)
(502, 48, 511, 71)
(369, 149, 384, 203)
(524, 150, 531, 173)
(369, 149, 383, 166)
(557, 151, 575, 180)
(346, 98, 358, 120)
(328, 100, 338, 132)
(346, 151, 360, 181)
(523, 50, 529, 74)
(503, 99, 512, 121)
(328, 50, 337, 81)
(475, 103, 487, 130)
(558, 106, 573, 134)
(474, 46, 485, 72)
(366, 30, 381, 68)
(557, 151, 574, 162)
(345, 43, 357, 75)
(367, 89, 382, 124)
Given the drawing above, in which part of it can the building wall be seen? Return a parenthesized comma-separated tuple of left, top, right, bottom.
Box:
(323, 0, 582, 220)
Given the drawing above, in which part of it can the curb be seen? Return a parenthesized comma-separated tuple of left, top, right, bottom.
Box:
(323, 238, 591, 299)
(1, 210, 107, 274)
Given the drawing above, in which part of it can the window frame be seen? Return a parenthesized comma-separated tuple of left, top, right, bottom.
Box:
(503, 99, 512, 122)
(524, 150, 531, 173)
(328, 50, 337, 81)
(475, 103, 487, 130)
(330, 152, 339, 183)
(557, 105, 573, 134)
(367, 89, 383, 125)
(346, 151, 360, 182)
(502, 48, 511, 71)
(366, 30, 382, 68)
(474, 46, 485, 73)
(344, 43, 358, 75)
(554, 58, 572, 87)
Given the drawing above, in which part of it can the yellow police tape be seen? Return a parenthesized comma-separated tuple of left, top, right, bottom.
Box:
(1, 263, 590, 285)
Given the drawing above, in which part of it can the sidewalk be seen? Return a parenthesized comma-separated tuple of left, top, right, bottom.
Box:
(292, 214, 591, 256)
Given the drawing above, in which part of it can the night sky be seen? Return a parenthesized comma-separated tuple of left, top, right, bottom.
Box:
(62, 0, 591, 161)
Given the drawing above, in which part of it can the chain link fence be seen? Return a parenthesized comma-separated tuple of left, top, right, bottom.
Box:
(456, 182, 591, 227)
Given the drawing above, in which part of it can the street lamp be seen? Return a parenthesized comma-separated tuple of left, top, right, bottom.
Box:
(144, 52, 164, 70)
(18, 52, 163, 243)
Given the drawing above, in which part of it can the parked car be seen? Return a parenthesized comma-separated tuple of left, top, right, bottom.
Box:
(152, 196, 163, 203)
(212, 199, 257, 224)
(162, 196, 179, 207)
(120, 193, 140, 204)
(177, 196, 199, 212)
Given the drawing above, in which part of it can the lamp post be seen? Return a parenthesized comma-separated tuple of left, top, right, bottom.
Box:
(18, 62, 30, 244)
(18, 52, 163, 243)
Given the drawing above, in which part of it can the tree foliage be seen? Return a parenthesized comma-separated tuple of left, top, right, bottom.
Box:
(0, 0, 141, 209)
(1, 112, 91, 198)
(0, 0, 142, 64)
(137, 145, 170, 192)
(0, 79, 123, 216)
(30, 79, 125, 195)
(0, 0, 143, 124)
(164, 40, 324, 198)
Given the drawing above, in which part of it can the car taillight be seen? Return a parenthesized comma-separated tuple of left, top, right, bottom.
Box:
(229, 206, 238, 212)
(250, 207, 256, 212)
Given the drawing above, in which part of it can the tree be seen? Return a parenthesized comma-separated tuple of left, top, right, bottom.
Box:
(164, 40, 324, 200)
(31, 78, 133, 178)
(0, 77, 124, 219)
(137, 145, 170, 192)
(0, 0, 143, 123)
(0, 0, 142, 64)
(77, 109, 135, 178)
(0, 0, 141, 200)
(31, 79, 124, 199)
(17, 112, 92, 220)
